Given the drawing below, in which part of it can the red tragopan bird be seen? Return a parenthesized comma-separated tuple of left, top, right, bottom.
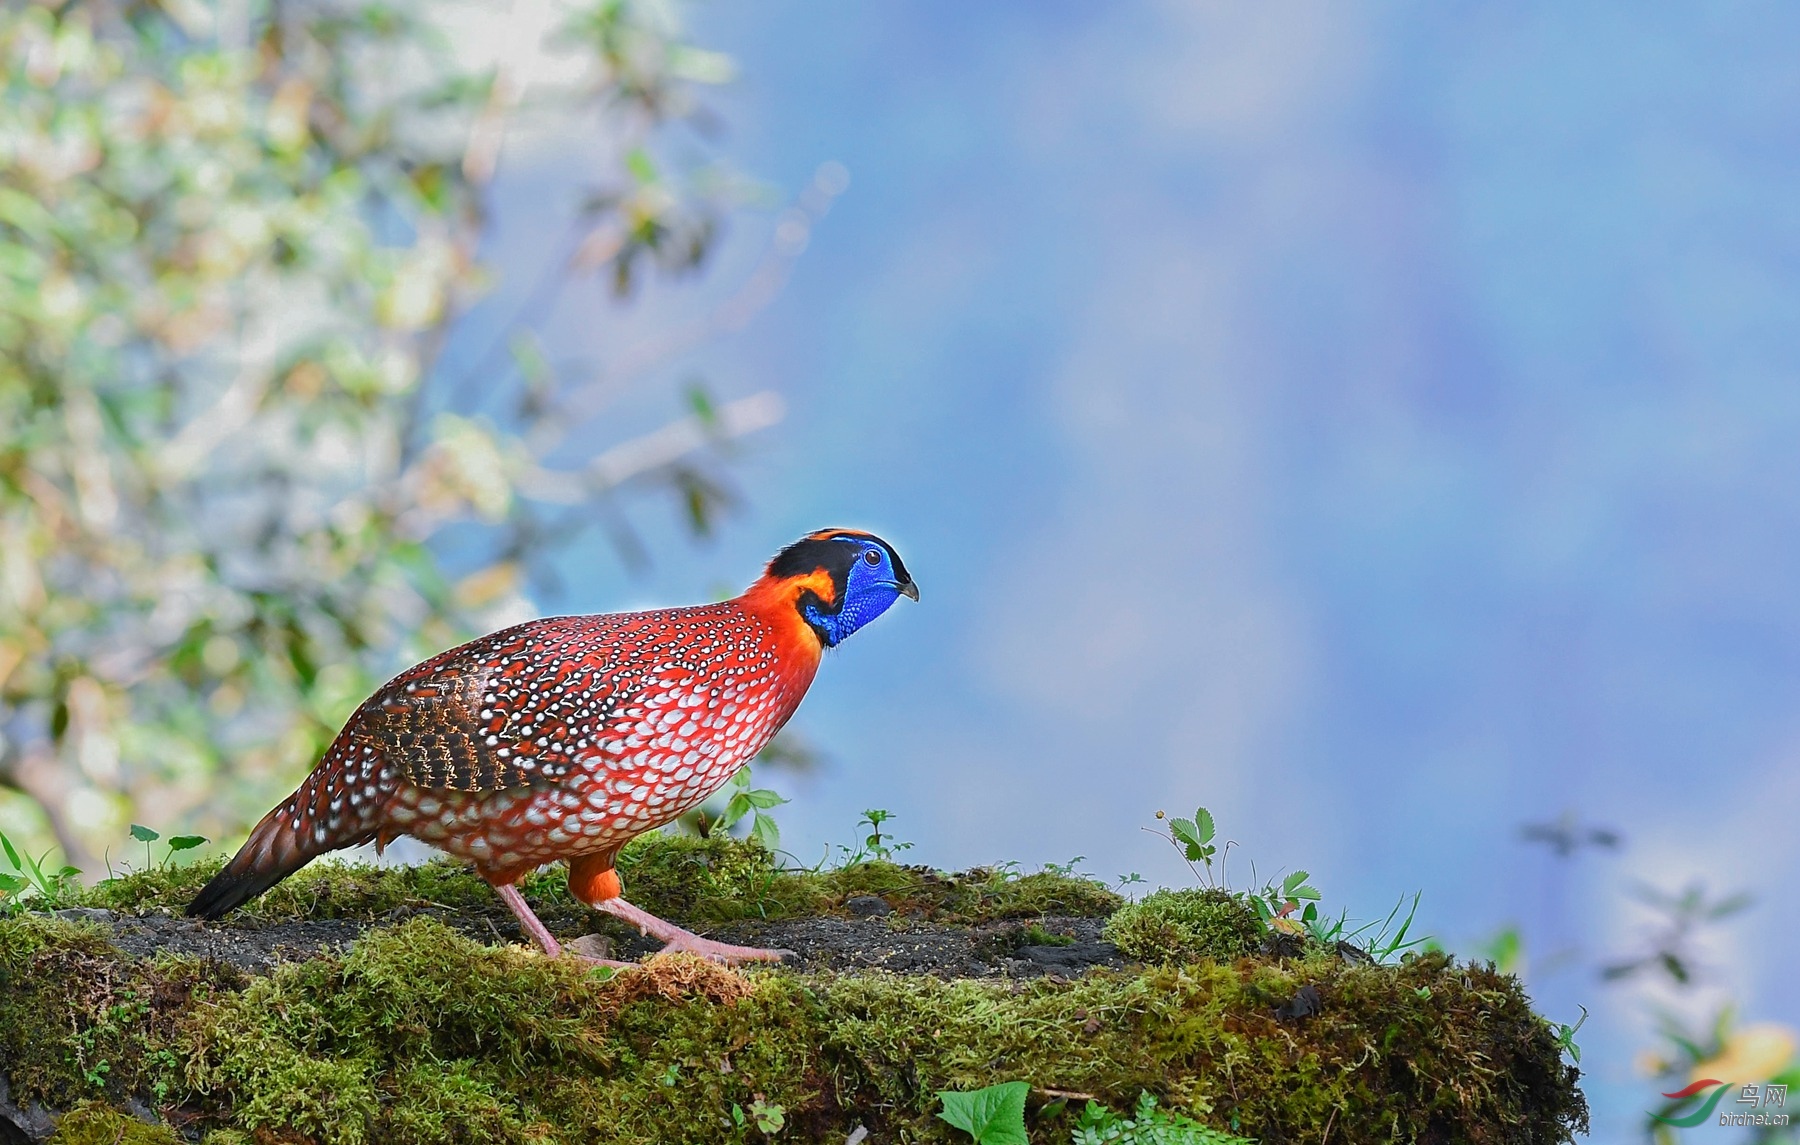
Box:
(188, 529, 917, 964)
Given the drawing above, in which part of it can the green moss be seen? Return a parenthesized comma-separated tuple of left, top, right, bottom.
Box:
(614, 836, 1123, 925)
(1018, 922, 1075, 947)
(1103, 888, 1265, 964)
(75, 852, 537, 923)
(47, 1102, 182, 1144)
(0, 911, 1587, 1144)
(71, 831, 1121, 930)
(0, 916, 235, 1110)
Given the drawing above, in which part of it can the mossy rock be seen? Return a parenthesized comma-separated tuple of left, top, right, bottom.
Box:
(0, 838, 1586, 1144)
(1102, 888, 1265, 964)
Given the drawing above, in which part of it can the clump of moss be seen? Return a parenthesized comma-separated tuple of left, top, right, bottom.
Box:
(1102, 887, 1265, 964)
(48, 1102, 182, 1144)
(0, 911, 1587, 1144)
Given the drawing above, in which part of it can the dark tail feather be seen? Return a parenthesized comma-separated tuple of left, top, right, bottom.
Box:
(187, 754, 380, 919)
(187, 802, 318, 919)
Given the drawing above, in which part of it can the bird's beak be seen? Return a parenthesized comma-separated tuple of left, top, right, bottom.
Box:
(899, 579, 920, 602)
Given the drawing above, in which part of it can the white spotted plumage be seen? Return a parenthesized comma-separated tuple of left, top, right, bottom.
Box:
(252, 598, 813, 884)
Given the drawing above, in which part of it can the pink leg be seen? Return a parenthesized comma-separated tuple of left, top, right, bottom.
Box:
(495, 883, 563, 957)
(597, 896, 796, 965)
(495, 883, 630, 966)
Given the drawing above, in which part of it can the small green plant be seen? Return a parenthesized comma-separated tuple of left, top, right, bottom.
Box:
(127, 824, 208, 872)
(937, 1081, 1030, 1145)
(1361, 891, 1429, 963)
(1142, 802, 1431, 961)
(1548, 1006, 1589, 1064)
(0, 830, 82, 908)
(718, 765, 787, 851)
(1149, 806, 1228, 884)
(1294, 892, 1430, 964)
(748, 1097, 786, 1134)
(730, 1097, 787, 1135)
(843, 808, 913, 864)
(1250, 869, 1321, 933)
(1072, 1092, 1254, 1145)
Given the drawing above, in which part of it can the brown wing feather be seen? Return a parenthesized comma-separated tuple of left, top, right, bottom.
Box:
(355, 667, 538, 792)
(350, 615, 646, 793)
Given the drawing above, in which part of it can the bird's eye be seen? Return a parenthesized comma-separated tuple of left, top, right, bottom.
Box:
(863, 549, 881, 566)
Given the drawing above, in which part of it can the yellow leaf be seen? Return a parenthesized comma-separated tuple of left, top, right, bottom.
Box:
(1693, 1024, 1797, 1084)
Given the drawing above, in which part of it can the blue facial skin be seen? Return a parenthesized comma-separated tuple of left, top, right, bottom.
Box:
(803, 540, 916, 647)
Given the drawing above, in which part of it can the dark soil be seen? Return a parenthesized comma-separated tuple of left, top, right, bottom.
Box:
(53, 905, 1123, 978)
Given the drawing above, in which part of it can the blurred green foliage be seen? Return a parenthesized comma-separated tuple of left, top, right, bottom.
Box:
(0, 0, 761, 861)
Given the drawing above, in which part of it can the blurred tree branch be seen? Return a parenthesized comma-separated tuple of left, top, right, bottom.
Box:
(0, 0, 821, 861)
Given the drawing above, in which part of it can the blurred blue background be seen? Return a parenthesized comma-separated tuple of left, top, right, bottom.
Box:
(461, 5, 1800, 1139)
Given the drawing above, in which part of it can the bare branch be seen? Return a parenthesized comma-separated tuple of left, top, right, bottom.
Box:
(514, 390, 785, 505)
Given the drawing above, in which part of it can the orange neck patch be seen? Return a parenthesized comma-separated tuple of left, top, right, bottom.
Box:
(738, 570, 834, 659)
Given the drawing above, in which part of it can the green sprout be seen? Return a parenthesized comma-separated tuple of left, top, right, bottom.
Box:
(838, 808, 915, 865)
(718, 766, 787, 851)
(0, 830, 82, 908)
(128, 824, 208, 872)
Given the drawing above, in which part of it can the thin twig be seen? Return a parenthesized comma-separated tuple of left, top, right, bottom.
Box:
(540, 161, 847, 446)
(511, 391, 784, 504)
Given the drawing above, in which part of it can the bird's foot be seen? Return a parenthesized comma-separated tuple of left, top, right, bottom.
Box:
(654, 931, 796, 966)
(597, 895, 796, 966)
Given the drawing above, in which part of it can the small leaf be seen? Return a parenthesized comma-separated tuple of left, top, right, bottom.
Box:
(1193, 806, 1215, 845)
(0, 873, 28, 893)
(0, 833, 20, 870)
(130, 824, 160, 843)
(751, 812, 781, 851)
(625, 147, 658, 184)
(686, 382, 718, 427)
(1169, 818, 1200, 848)
(936, 1081, 1030, 1145)
(167, 836, 208, 852)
